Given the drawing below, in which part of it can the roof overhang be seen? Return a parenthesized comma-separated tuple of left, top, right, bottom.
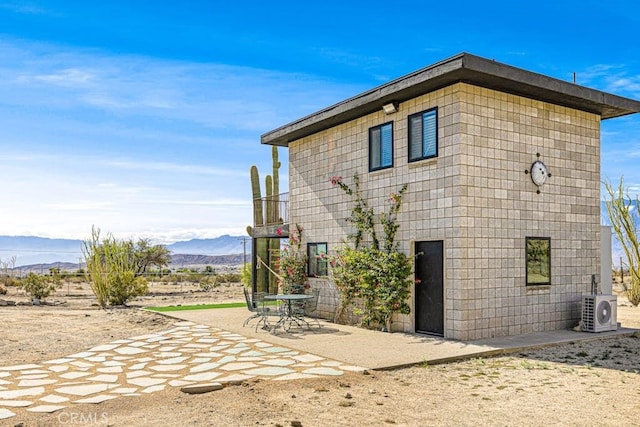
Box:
(262, 52, 640, 147)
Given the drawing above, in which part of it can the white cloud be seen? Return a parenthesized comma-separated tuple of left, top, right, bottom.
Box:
(0, 145, 261, 241)
(43, 201, 117, 211)
(105, 160, 246, 178)
(1, 40, 354, 133)
(606, 76, 640, 95)
(28, 68, 95, 87)
(577, 63, 640, 98)
(0, 1, 48, 14)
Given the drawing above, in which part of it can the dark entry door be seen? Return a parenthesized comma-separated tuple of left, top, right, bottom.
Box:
(415, 240, 444, 336)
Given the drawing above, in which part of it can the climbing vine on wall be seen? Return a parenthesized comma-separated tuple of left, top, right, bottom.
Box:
(329, 174, 413, 331)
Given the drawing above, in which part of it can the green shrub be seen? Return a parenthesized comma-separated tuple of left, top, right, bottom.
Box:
(21, 273, 56, 301)
(105, 273, 148, 306)
(83, 227, 149, 307)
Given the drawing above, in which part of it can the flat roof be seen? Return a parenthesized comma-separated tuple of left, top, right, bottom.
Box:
(262, 52, 640, 147)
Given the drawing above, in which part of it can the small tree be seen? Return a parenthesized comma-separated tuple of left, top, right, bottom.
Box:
(134, 238, 171, 275)
(83, 227, 149, 307)
(604, 178, 640, 306)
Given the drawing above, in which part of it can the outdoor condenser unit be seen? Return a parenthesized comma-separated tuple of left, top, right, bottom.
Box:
(582, 294, 617, 333)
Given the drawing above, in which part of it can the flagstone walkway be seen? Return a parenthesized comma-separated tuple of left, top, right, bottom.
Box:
(0, 320, 364, 421)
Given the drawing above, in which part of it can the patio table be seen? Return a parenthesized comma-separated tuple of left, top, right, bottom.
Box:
(264, 294, 314, 333)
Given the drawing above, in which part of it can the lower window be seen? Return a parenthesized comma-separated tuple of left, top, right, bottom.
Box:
(526, 237, 551, 286)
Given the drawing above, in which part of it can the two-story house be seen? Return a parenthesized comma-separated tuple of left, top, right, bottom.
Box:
(258, 53, 640, 340)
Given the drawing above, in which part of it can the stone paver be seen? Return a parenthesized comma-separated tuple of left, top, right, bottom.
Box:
(0, 320, 363, 421)
(0, 400, 33, 407)
(0, 387, 45, 399)
(40, 394, 69, 403)
(0, 365, 41, 372)
(26, 404, 66, 413)
(0, 408, 16, 419)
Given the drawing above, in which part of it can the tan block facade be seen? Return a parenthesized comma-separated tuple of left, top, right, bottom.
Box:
(288, 82, 601, 340)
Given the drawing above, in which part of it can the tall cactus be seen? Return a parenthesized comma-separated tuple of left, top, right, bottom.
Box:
(269, 146, 282, 293)
(272, 146, 280, 223)
(250, 165, 263, 227)
(255, 238, 269, 293)
(247, 148, 284, 294)
(265, 175, 273, 224)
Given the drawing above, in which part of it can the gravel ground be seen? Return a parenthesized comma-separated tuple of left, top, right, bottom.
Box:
(1, 281, 639, 426)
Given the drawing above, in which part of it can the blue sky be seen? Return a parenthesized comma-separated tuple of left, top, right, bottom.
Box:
(0, 0, 639, 243)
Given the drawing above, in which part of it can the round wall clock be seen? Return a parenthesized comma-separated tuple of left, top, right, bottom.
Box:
(525, 154, 551, 193)
(530, 160, 549, 186)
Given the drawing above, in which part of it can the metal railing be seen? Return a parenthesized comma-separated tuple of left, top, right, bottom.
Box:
(253, 192, 289, 227)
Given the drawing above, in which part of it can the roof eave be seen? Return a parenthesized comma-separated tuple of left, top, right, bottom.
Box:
(261, 53, 640, 147)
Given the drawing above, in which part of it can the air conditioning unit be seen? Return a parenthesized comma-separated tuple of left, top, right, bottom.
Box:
(582, 294, 617, 332)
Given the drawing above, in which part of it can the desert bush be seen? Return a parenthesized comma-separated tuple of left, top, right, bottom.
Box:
(605, 178, 640, 306)
(157, 273, 181, 285)
(199, 275, 218, 291)
(63, 275, 85, 285)
(0, 276, 18, 288)
(180, 272, 203, 283)
(216, 272, 242, 283)
(20, 273, 56, 301)
(83, 227, 149, 307)
(152, 270, 240, 288)
(0, 256, 17, 290)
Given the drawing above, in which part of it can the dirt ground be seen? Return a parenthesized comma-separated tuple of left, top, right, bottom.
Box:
(1, 281, 640, 427)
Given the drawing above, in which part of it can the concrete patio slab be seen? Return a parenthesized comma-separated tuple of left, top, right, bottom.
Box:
(164, 307, 639, 370)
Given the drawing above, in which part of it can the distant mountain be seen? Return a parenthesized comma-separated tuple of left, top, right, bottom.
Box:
(0, 236, 83, 266)
(170, 253, 245, 267)
(166, 235, 249, 256)
(0, 234, 250, 267)
(14, 262, 80, 274)
(14, 255, 245, 274)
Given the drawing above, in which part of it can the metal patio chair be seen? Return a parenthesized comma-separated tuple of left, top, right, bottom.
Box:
(243, 287, 272, 330)
(292, 288, 321, 328)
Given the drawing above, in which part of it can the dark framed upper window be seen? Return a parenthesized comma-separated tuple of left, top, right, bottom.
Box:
(408, 108, 438, 162)
(526, 237, 551, 286)
(307, 242, 328, 277)
(369, 122, 393, 171)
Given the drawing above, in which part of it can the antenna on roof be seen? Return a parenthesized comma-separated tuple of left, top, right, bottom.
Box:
(573, 72, 576, 84)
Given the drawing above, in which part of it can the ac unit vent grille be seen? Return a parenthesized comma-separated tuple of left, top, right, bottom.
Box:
(582, 295, 617, 333)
